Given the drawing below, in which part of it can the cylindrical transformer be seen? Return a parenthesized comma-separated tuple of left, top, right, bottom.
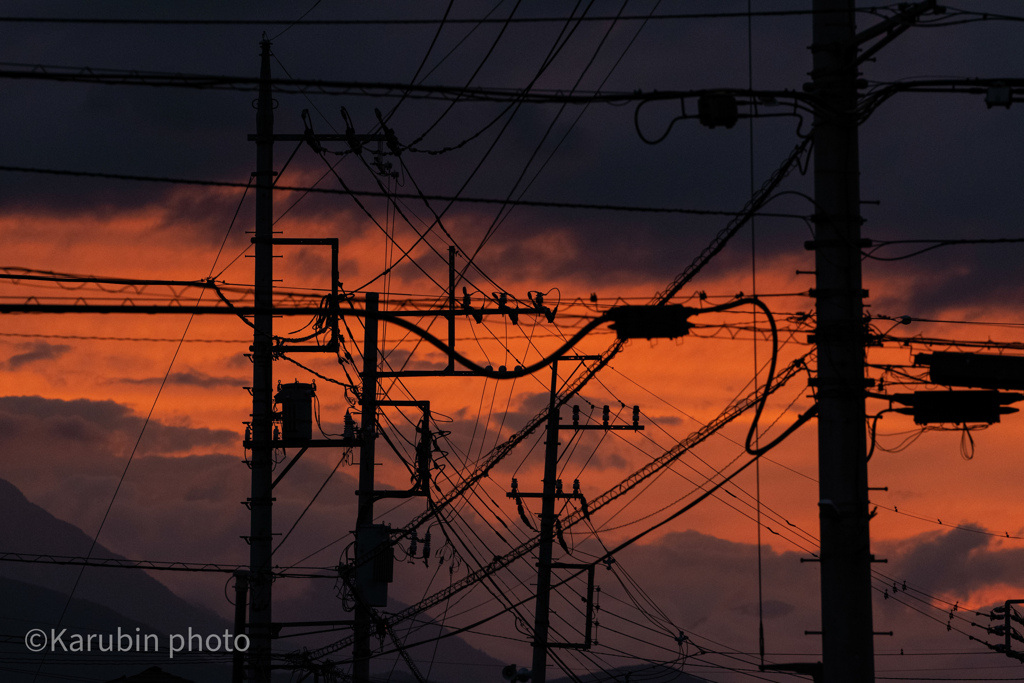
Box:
(274, 382, 315, 441)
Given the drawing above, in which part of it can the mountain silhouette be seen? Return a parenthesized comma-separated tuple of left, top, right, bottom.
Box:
(0, 477, 229, 637)
(0, 477, 509, 681)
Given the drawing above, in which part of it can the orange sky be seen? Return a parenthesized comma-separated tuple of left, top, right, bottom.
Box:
(4, 154, 1023, 683)
(4, 192, 1023, 571)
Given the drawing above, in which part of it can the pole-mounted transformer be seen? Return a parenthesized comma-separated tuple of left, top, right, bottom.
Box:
(917, 352, 1024, 391)
(889, 390, 1024, 425)
(274, 381, 316, 441)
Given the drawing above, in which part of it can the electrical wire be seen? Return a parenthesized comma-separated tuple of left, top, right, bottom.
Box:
(0, 7, 904, 26)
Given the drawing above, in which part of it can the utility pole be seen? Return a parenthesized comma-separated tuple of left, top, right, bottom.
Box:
(245, 44, 392, 683)
(248, 38, 275, 683)
(233, 571, 250, 683)
(353, 292, 380, 683)
(527, 357, 636, 683)
(810, 2, 874, 681)
(235, 82, 560, 680)
(529, 357, 562, 683)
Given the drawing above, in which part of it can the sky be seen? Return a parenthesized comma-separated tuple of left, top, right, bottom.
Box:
(2, 1, 1024, 681)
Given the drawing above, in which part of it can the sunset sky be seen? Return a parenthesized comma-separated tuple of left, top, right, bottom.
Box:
(2, 1, 1024, 681)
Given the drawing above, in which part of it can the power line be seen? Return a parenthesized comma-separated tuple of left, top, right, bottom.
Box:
(0, 331, 247, 343)
(303, 353, 813, 661)
(0, 8, 904, 26)
(882, 335, 1024, 352)
(0, 62, 815, 105)
(863, 237, 1024, 261)
(872, 503, 1024, 540)
(0, 552, 330, 576)
(0, 164, 806, 217)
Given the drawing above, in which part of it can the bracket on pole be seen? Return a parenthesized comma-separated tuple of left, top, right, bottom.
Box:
(546, 563, 596, 650)
(264, 237, 340, 353)
(850, 0, 940, 66)
(761, 662, 822, 682)
(370, 401, 433, 499)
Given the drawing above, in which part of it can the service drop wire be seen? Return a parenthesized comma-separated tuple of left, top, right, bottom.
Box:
(325, 292, 789, 455)
(375, 297, 771, 385)
(685, 297, 800, 457)
(363, 393, 822, 668)
(215, 281, 796, 456)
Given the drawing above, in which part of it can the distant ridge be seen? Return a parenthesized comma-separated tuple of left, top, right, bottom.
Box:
(0, 477, 229, 637)
(0, 576, 227, 683)
(550, 662, 714, 683)
(0, 477, 509, 682)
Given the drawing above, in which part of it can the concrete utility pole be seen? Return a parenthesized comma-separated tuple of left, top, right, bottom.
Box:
(233, 571, 250, 683)
(353, 292, 380, 683)
(248, 38, 275, 683)
(527, 356, 627, 683)
(810, 2, 874, 681)
(530, 358, 562, 683)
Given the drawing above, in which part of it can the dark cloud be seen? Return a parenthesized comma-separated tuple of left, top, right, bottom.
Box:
(881, 526, 1024, 599)
(1, 390, 1021, 679)
(566, 527, 1024, 681)
(581, 450, 630, 471)
(0, 393, 361, 615)
(5, 340, 71, 370)
(0, 0, 813, 280)
(733, 598, 795, 619)
(2, 0, 1018, 311)
(114, 367, 246, 389)
(0, 395, 235, 468)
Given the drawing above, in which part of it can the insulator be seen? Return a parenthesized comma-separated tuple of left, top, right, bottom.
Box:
(633, 405, 640, 426)
(602, 405, 610, 426)
(517, 502, 534, 530)
(555, 518, 568, 553)
(572, 405, 580, 426)
(573, 479, 580, 494)
(422, 532, 431, 560)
